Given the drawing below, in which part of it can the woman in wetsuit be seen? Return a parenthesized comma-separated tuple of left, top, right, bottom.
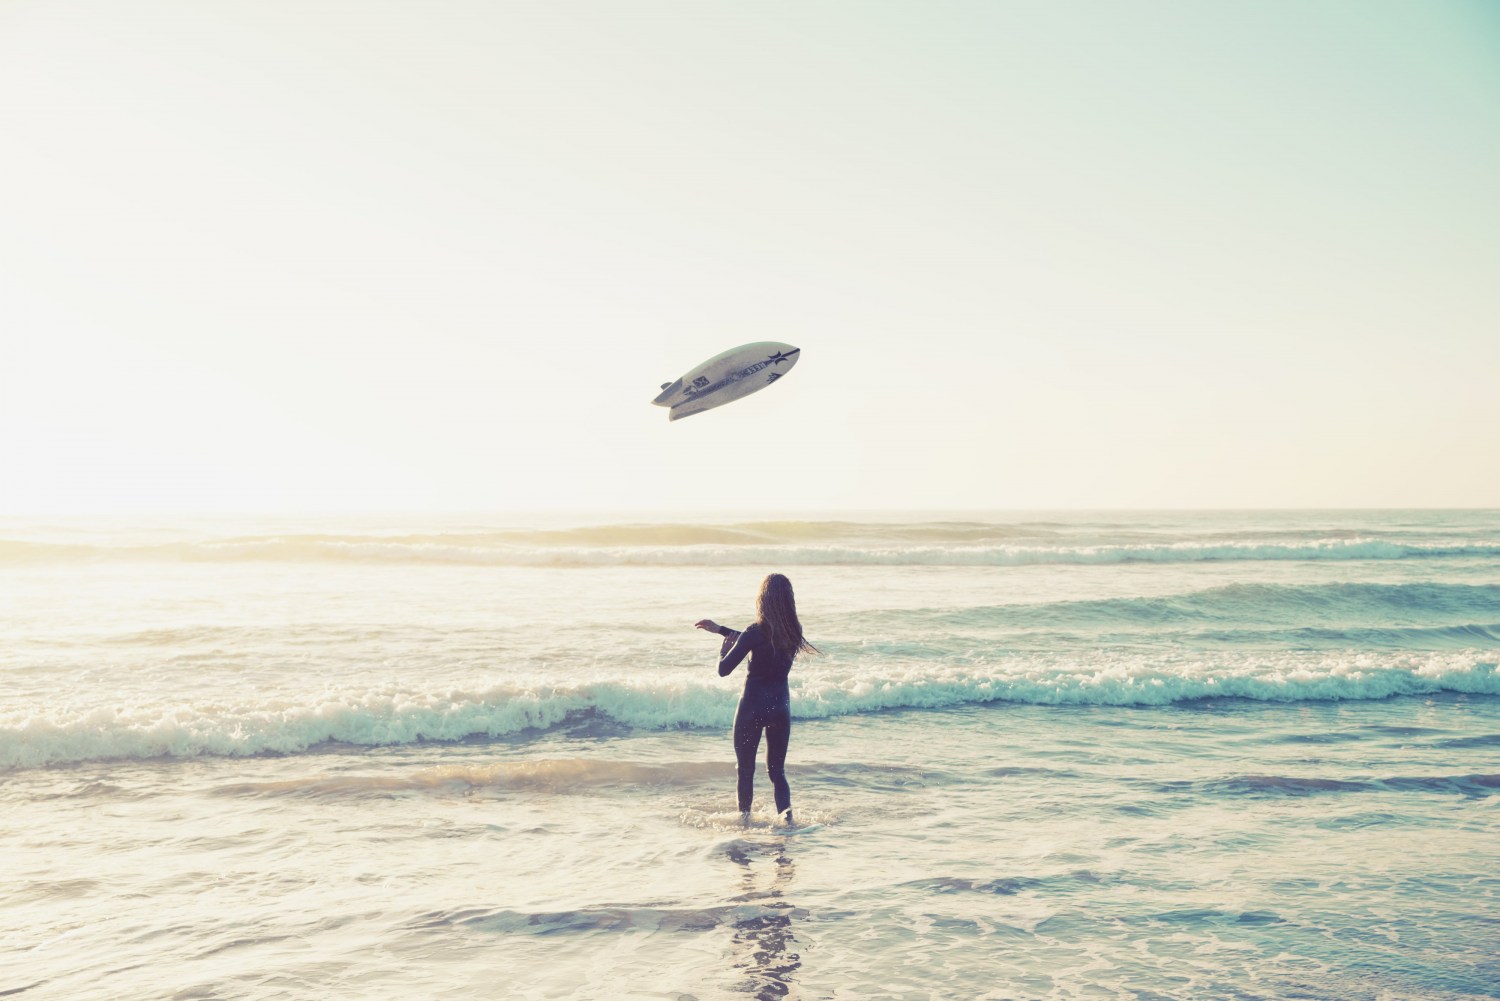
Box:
(695, 573, 816, 825)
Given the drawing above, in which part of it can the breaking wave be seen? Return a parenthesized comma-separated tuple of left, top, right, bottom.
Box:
(5, 654, 1497, 770)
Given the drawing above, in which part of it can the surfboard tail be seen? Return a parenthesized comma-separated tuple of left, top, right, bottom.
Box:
(652, 378, 684, 406)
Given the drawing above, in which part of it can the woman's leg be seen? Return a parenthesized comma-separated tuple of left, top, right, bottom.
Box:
(732, 699, 762, 814)
(764, 706, 792, 819)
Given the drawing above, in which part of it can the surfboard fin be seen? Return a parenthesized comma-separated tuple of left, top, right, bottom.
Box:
(652, 378, 684, 406)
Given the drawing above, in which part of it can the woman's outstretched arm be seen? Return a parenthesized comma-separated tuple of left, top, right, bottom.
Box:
(695, 619, 747, 675)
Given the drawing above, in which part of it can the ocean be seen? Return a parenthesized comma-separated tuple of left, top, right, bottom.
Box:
(3, 510, 1498, 1000)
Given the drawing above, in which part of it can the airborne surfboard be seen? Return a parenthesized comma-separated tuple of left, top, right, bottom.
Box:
(652, 342, 801, 421)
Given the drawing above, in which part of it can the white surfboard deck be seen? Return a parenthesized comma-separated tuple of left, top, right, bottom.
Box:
(653, 342, 800, 421)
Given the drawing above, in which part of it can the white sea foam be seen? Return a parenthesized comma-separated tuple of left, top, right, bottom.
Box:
(6, 654, 1497, 770)
(212, 758, 735, 798)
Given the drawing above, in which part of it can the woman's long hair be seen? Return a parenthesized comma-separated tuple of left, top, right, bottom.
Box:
(756, 573, 817, 659)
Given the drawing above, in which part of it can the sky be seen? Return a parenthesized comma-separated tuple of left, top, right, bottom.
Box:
(2, 0, 1497, 514)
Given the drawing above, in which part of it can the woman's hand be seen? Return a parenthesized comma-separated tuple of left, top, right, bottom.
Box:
(694, 619, 719, 632)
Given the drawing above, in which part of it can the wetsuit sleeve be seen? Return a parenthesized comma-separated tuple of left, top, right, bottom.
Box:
(718, 627, 753, 677)
(717, 628, 740, 660)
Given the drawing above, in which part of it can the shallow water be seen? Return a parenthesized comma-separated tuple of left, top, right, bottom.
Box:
(4, 511, 1499, 999)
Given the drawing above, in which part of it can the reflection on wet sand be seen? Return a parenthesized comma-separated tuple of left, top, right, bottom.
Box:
(726, 841, 801, 999)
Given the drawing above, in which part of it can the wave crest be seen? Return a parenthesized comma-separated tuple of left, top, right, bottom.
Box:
(5, 654, 1497, 770)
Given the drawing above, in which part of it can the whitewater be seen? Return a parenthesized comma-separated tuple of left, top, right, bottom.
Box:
(4, 510, 1499, 999)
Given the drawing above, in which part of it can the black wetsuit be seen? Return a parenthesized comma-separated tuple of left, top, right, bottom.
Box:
(717, 623, 794, 816)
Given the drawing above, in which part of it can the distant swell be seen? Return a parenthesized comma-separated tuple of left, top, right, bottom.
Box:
(4, 535, 1498, 568)
(5, 656, 1498, 770)
(862, 582, 1500, 630)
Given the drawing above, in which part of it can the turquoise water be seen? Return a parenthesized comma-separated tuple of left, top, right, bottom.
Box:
(4, 511, 1498, 999)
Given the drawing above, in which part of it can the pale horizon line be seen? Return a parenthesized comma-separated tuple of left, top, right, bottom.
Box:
(2, 505, 1497, 522)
